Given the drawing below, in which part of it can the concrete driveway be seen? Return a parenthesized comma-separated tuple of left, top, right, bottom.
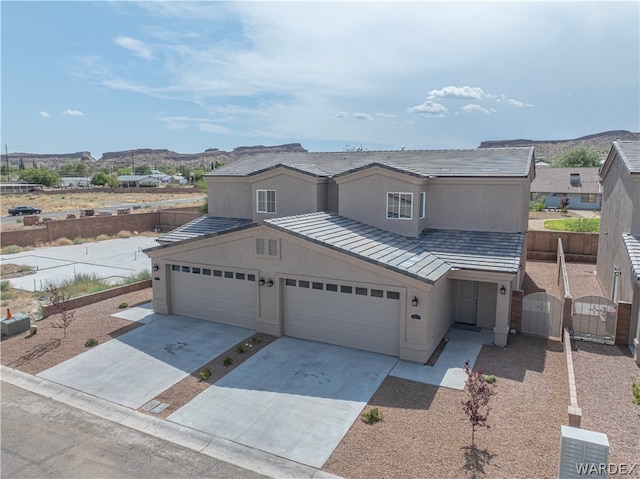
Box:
(38, 314, 253, 409)
(167, 336, 398, 468)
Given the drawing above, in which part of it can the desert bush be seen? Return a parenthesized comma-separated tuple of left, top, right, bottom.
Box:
(118, 302, 129, 309)
(85, 338, 99, 347)
(73, 236, 86, 244)
(120, 269, 151, 284)
(199, 367, 211, 381)
(53, 237, 73, 246)
(1, 245, 22, 254)
(116, 230, 132, 238)
(223, 356, 233, 366)
(0, 280, 11, 292)
(361, 407, 383, 424)
(95, 234, 112, 241)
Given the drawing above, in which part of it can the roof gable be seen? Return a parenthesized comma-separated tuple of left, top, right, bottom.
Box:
(600, 140, 640, 180)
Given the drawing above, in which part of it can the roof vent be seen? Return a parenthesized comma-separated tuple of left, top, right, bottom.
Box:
(570, 173, 581, 187)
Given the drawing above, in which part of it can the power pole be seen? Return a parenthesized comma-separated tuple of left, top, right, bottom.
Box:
(5, 144, 9, 179)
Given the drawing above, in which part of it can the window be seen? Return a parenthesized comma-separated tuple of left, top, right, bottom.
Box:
(202, 268, 212, 276)
(235, 272, 245, 280)
(581, 193, 596, 203)
(387, 192, 412, 219)
(419, 192, 426, 219)
(257, 189, 276, 213)
(299, 280, 310, 288)
(326, 283, 338, 292)
(181, 266, 190, 273)
(247, 274, 256, 282)
(312, 282, 323, 290)
(285, 279, 297, 286)
(371, 289, 384, 298)
(192, 267, 201, 274)
(355, 287, 368, 296)
(256, 238, 279, 257)
(172, 265, 180, 271)
(340, 285, 353, 294)
(213, 270, 222, 277)
(386, 291, 400, 300)
(224, 271, 234, 278)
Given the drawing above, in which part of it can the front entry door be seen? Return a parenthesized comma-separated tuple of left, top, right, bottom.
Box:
(456, 280, 478, 325)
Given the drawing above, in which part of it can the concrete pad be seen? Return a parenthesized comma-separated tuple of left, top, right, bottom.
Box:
(168, 337, 397, 468)
(38, 315, 252, 409)
(390, 326, 494, 390)
(0, 236, 157, 292)
(111, 303, 161, 324)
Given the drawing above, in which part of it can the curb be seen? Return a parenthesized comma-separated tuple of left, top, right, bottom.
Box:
(1, 365, 342, 479)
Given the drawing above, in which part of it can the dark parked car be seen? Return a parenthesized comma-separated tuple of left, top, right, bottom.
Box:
(8, 205, 42, 216)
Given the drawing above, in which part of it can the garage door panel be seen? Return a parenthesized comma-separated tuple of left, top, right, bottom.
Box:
(170, 268, 256, 329)
(284, 281, 400, 356)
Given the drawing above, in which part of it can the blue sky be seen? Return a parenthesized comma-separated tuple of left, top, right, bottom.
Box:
(2, 1, 639, 159)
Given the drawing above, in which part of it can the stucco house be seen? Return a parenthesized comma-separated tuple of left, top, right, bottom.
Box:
(530, 167, 601, 210)
(117, 175, 162, 188)
(596, 140, 640, 363)
(145, 148, 534, 363)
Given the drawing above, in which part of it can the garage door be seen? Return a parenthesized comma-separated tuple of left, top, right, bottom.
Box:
(283, 277, 401, 356)
(169, 264, 256, 329)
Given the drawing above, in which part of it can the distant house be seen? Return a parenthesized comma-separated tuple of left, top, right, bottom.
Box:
(596, 140, 640, 364)
(170, 174, 189, 185)
(0, 182, 42, 194)
(117, 175, 162, 188)
(60, 176, 91, 188)
(530, 167, 601, 210)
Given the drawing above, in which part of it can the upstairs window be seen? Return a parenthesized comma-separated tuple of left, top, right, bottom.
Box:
(387, 192, 413, 219)
(419, 192, 426, 219)
(257, 189, 276, 213)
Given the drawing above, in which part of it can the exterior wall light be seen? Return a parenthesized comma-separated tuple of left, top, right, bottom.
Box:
(500, 285, 506, 295)
(411, 296, 419, 307)
(153, 264, 159, 271)
(267, 279, 274, 287)
(259, 278, 266, 286)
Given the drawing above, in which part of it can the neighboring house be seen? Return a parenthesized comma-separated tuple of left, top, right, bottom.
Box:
(596, 140, 640, 364)
(0, 183, 41, 194)
(117, 175, 162, 188)
(145, 148, 534, 363)
(170, 174, 189, 185)
(60, 176, 91, 187)
(530, 167, 601, 210)
(150, 170, 173, 183)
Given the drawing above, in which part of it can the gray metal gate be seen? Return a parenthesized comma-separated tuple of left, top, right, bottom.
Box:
(522, 292, 563, 338)
(572, 295, 616, 344)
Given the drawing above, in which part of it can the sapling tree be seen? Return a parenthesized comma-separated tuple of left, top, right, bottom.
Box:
(632, 376, 640, 418)
(47, 284, 75, 338)
(462, 359, 497, 446)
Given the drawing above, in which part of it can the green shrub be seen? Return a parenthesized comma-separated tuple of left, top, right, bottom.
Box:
(361, 407, 383, 424)
(1, 245, 22, 254)
(485, 374, 497, 384)
(120, 269, 151, 285)
(223, 356, 233, 366)
(236, 344, 247, 354)
(73, 236, 86, 245)
(29, 326, 37, 336)
(85, 338, 99, 347)
(118, 302, 129, 309)
(0, 280, 11, 292)
(199, 367, 211, 381)
(251, 336, 262, 344)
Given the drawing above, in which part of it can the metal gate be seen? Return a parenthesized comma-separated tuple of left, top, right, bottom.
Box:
(572, 295, 616, 344)
(521, 292, 563, 338)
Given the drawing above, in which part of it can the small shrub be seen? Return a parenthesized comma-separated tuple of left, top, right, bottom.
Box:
(199, 367, 211, 381)
(632, 376, 640, 418)
(15, 217, 23, 224)
(118, 302, 129, 309)
(1, 245, 22, 254)
(29, 326, 37, 336)
(223, 356, 233, 366)
(73, 236, 86, 245)
(0, 280, 11, 292)
(85, 338, 99, 347)
(251, 336, 262, 344)
(485, 374, 497, 384)
(116, 230, 132, 238)
(361, 407, 383, 424)
(236, 344, 247, 354)
(1, 292, 16, 300)
(95, 234, 112, 241)
(53, 237, 73, 246)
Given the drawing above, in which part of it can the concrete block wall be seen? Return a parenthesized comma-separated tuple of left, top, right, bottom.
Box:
(510, 290, 523, 332)
(615, 301, 632, 345)
(527, 231, 598, 263)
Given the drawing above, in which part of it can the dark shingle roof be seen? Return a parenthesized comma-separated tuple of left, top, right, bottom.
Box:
(530, 167, 601, 195)
(209, 148, 534, 179)
(158, 216, 253, 244)
(623, 234, 640, 283)
(264, 212, 450, 284)
(614, 141, 640, 174)
(417, 229, 524, 273)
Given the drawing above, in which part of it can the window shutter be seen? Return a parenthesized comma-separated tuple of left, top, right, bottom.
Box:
(256, 238, 265, 255)
(268, 239, 278, 256)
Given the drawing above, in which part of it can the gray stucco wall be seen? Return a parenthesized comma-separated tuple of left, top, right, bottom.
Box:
(597, 157, 639, 303)
(251, 173, 326, 222)
(206, 179, 252, 218)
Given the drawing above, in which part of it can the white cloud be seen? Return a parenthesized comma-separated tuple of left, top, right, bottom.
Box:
(39, 111, 50, 118)
(375, 113, 396, 119)
(461, 104, 496, 114)
(427, 86, 489, 100)
(335, 111, 348, 119)
(407, 101, 448, 116)
(199, 123, 234, 135)
(61, 109, 84, 116)
(353, 113, 373, 121)
(114, 35, 152, 60)
(501, 97, 534, 108)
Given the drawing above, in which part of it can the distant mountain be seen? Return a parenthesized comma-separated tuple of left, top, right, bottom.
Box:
(479, 130, 640, 163)
(5, 143, 307, 170)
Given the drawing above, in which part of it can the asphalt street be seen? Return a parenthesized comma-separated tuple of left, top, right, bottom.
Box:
(1, 382, 268, 479)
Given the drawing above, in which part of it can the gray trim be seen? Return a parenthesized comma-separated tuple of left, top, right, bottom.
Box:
(623, 234, 640, 283)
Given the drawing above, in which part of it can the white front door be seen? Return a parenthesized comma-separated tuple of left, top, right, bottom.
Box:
(456, 280, 478, 325)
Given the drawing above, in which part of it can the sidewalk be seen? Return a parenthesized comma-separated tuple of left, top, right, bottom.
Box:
(1, 366, 341, 479)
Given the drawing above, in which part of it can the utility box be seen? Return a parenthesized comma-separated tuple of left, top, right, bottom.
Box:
(1, 313, 31, 336)
(558, 425, 609, 478)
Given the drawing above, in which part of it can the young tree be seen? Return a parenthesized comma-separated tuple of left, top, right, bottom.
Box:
(19, 167, 60, 187)
(91, 171, 110, 186)
(633, 376, 640, 418)
(554, 147, 602, 168)
(462, 360, 497, 446)
(47, 284, 76, 338)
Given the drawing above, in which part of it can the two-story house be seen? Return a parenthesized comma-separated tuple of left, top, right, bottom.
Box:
(145, 148, 534, 363)
(596, 140, 640, 364)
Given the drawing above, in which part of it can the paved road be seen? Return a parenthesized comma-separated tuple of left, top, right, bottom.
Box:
(1, 382, 268, 479)
(1, 197, 204, 225)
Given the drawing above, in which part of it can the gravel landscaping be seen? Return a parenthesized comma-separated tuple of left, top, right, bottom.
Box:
(2, 259, 637, 478)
